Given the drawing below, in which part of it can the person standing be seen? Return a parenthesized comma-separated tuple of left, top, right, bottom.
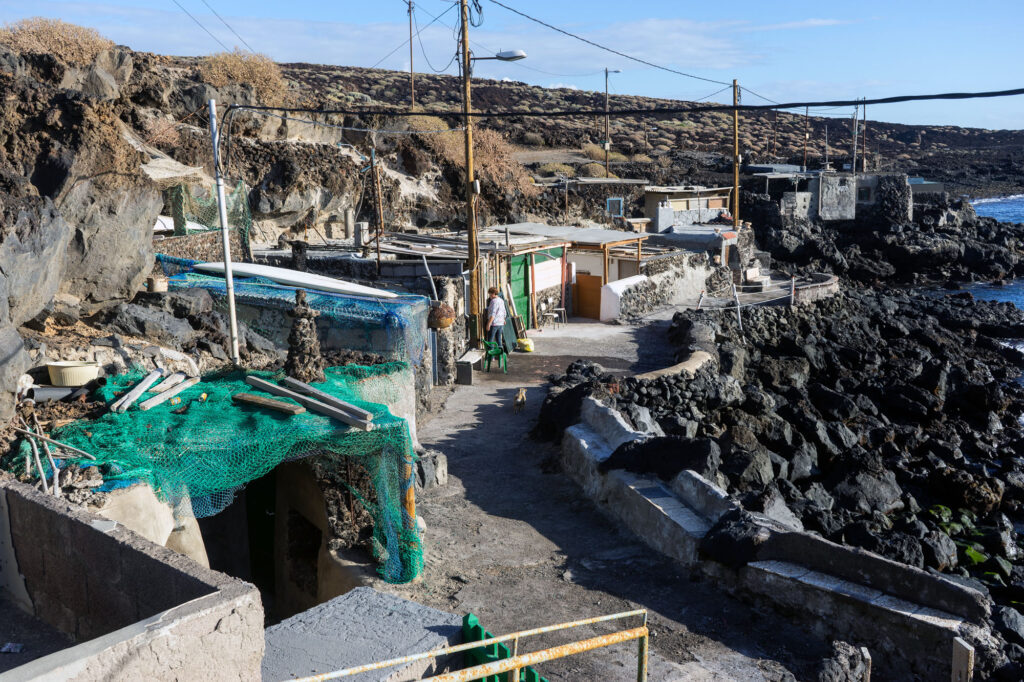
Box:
(485, 287, 507, 347)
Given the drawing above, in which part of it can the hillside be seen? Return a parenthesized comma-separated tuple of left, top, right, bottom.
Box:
(282, 64, 1024, 196)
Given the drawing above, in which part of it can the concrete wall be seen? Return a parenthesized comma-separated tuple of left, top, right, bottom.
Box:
(0, 479, 264, 681)
(794, 273, 840, 305)
(780, 191, 815, 222)
(818, 175, 856, 221)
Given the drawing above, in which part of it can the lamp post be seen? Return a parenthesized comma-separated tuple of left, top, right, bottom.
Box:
(604, 68, 621, 178)
(460, 0, 525, 345)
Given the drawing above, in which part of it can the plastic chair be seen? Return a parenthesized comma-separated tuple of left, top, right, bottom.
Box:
(483, 341, 507, 373)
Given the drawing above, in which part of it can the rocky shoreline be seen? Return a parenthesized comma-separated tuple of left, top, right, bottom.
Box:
(539, 285, 1024, 677)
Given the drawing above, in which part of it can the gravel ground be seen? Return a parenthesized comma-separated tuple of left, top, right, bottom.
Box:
(380, 315, 828, 681)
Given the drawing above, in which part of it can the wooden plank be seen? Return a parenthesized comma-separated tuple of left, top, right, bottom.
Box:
(232, 392, 306, 415)
(951, 637, 973, 682)
(112, 369, 165, 413)
(279, 377, 374, 421)
(245, 376, 373, 431)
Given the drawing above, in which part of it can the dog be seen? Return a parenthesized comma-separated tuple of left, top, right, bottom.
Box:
(513, 387, 527, 414)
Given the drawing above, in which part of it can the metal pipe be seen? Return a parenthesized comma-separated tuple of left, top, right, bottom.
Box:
(289, 609, 647, 681)
(637, 612, 649, 681)
(26, 387, 75, 402)
(421, 627, 649, 682)
(421, 255, 439, 300)
(208, 99, 241, 365)
(31, 413, 60, 497)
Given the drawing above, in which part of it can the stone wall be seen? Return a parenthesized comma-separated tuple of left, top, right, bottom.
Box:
(818, 175, 857, 221)
(793, 273, 840, 305)
(0, 479, 264, 681)
(154, 229, 249, 264)
(613, 252, 710, 320)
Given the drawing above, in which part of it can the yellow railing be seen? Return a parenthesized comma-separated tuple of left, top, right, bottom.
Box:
(288, 608, 649, 682)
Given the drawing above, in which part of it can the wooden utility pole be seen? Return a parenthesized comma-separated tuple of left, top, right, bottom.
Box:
(771, 110, 778, 157)
(460, 0, 481, 343)
(732, 79, 740, 228)
(803, 106, 809, 170)
(408, 1, 415, 110)
(604, 67, 611, 178)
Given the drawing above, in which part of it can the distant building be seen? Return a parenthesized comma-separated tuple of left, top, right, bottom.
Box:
(908, 177, 945, 194)
(643, 185, 733, 231)
(754, 171, 913, 225)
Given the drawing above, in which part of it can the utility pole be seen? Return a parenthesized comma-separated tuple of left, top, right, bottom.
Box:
(732, 79, 740, 229)
(408, 1, 415, 110)
(851, 105, 859, 176)
(771, 110, 778, 158)
(802, 106, 809, 171)
(372, 148, 385, 274)
(460, 0, 480, 344)
(604, 68, 620, 178)
(861, 100, 868, 172)
(825, 124, 829, 169)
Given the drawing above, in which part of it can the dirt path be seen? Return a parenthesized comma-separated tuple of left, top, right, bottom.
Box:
(381, 316, 827, 680)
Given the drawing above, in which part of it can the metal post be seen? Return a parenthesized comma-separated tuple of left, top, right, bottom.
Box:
(861, 101, 868, 172)
(732, 283, 743, 333)
(790, 276, 796, 307)
(696, 289, 705, 310)
(851, 104, 859, 176)
(803, 106, 809, 171)
(208, 99, 241, 365)
(408, 1, 415, 110)
(732, 79, 740, 228)
(604, 67, 611, 178)
(510, 637, 520, 682)
(461, 0, 481, 346)
(637, 612, 649, 682)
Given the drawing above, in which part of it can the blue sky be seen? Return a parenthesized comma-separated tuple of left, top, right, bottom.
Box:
(3, 0, 1022, 129)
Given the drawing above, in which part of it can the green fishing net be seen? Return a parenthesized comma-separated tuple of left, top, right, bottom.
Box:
(48, 363, 422, 584)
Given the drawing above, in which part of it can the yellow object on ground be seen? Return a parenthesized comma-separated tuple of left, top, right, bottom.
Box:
(516, 338, 534, 352)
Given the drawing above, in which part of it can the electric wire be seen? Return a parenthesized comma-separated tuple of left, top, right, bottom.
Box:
(198, 0, 257, 53)
(219, 85, 1024, 121)
(371, 2, 457, 69)
(413, 7, 459, 73)
(486, 0, 730, 86)
(170, 0, 230, 51)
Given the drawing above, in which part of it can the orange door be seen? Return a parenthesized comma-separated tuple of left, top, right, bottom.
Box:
(575, 274, 602, 319)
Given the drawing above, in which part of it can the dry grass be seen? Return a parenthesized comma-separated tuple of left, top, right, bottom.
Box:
(578, 162, 615, 178)
(0, 18, 113, 65)
(631, 153, 653, 163)
(537, 162, 575, 177)
(408, 116, 536, 196)
(144, 117, 180, 149)
(582, 143, 627, 163)
(199, 49, 289, 105)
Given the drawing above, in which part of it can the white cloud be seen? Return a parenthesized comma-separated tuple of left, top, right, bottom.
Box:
(741, 18, 851, 32)
(546, 82, 578, 90)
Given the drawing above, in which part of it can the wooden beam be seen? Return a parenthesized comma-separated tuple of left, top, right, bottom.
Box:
(233, 392, 306, 415)
(138, 377, 200, 411)
(637, 240, 643, 263)
(602, 245, 609, 285)
(279, 377, 374, 421)
(245, 376, 373, 431)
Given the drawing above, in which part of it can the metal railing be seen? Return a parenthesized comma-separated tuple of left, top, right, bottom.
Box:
(288, 608, 649, 682)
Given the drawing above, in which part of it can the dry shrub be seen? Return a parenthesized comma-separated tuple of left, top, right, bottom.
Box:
(631, 153, 653, 163)
(409, 116, 536, 196)
(199, 49, 288, 105)
(582, 143, 627, 163)
(578, 162, 615, 178)
(0, 18, 113, 65)
(521, 131, 545, 146)
(144, 118, 180, 149)
(537, 162, 574, 177)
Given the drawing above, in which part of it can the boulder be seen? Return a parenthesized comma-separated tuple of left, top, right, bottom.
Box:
(598, 436, 720, 482)
(0, 326, 31, 421)
(832, 470, 904, 515)
(996, 607, 1024, 647)
(700, 509, 772, 567)
(104, 303, 196, 349)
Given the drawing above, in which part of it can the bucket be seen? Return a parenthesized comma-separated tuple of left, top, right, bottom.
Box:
(47, 361, 100, 387)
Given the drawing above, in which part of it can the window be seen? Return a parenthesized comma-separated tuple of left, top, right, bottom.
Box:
(606, 197, 624, 218)
(858, 187, 872, 202)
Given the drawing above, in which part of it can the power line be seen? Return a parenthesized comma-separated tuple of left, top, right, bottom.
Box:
(170, 0, 230, 51)
(198, 0, 257, 53)
(221, 85, 1024, 121)
(413, 7, 458, 73)
(487, 0, 730, 86)
(371, 2, 457, 69)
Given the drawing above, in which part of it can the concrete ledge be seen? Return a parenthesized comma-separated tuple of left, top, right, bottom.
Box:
(559, 399, 993, 679)
(632, 350, 715, 381)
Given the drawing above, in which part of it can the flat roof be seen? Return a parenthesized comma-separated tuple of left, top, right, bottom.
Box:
(495, 222, 648, 247)
(645, 185, 732, 194)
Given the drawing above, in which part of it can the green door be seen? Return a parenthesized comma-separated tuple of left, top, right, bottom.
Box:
(509, 255, 531, 328)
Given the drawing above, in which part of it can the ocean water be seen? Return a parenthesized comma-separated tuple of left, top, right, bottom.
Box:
(972, 194, 1024, 224)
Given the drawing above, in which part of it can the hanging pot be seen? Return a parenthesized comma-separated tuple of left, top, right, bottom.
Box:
(427, 302, 456, 330)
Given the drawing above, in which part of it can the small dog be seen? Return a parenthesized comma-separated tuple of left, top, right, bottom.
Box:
(513, 387, 527, 414)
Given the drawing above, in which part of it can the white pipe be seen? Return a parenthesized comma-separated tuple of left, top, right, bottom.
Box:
(208, 99, 242, 365)
(113, 369, 165, 413)
(150, 372, 187, 393)
(139, 376, 200, 411)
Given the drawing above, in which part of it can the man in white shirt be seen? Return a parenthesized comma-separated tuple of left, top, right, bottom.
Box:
(485, 287, 507, 347)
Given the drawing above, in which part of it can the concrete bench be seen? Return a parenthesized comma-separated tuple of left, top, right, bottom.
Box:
(456, 349, 485, 385)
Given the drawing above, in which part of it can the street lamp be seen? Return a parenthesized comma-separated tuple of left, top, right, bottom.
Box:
(604, 68, 621, 178)
(459, 0, 527, 345)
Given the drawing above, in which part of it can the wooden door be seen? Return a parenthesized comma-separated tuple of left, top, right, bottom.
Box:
(575, 274, 602, 319)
